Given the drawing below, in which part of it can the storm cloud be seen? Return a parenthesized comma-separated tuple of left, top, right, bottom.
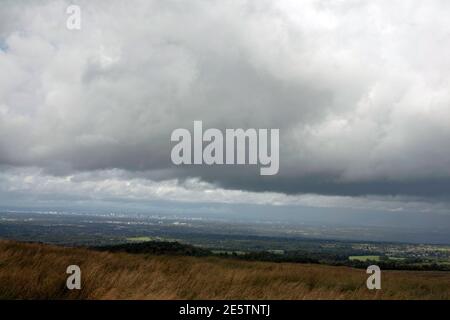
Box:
(1, 0, 450, 209)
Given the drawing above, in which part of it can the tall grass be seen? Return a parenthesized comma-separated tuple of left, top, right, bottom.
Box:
(1, 240, 449, 299)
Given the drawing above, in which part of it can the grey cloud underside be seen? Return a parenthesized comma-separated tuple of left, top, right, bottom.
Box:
(157, 167, 450, 198)
(1, 0, 450, 199)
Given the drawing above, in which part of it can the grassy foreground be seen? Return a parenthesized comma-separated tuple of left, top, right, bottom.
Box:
(1, 240, 450, 299)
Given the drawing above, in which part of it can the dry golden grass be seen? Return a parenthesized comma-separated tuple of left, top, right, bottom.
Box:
(1, 240, 450, 300)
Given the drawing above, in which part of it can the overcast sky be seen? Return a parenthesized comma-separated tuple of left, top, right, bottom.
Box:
(1, 0, 450, 220)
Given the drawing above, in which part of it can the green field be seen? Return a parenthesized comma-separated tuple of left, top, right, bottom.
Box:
(126, 236, 178, 242)
(126, 236, 154, 242)
(388, 256, 406, 261)
(349, 255, 381, 262)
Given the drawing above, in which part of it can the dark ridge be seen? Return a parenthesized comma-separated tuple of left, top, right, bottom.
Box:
(92, 240, 212, 256)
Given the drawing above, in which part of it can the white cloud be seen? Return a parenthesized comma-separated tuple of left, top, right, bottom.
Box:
(0, 167, 447, 215)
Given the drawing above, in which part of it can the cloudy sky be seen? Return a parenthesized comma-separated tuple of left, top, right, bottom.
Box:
(1, 0, 450, 224)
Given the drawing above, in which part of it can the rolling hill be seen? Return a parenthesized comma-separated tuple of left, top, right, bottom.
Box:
(1, 240, 450, 299)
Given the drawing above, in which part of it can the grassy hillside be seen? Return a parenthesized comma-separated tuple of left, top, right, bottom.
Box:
(1, 240, 450, 299)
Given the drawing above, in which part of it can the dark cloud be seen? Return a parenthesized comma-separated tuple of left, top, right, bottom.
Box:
(0, 0, 450, 203)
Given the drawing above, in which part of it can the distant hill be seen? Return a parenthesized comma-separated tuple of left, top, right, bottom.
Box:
(1, 240, 450, 299)
(93, 240, 211, 256)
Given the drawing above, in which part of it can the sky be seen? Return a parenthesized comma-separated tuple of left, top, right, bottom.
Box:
(1, 0, 450, 230)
